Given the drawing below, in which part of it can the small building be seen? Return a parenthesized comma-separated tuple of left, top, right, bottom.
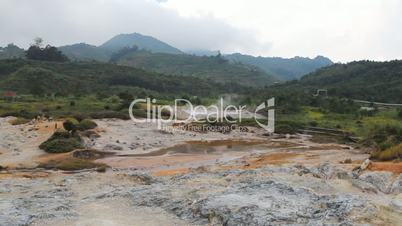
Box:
(313, 89, 328, 97)
(360, 106, 375, 111)
(3, 91, 17, 102)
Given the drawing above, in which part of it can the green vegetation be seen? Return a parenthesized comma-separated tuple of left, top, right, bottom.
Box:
(63, 118, 79, 133)
(0, 59, 241, 97)
(9, 117, 30, 125)
(371, 143, 402, 161)
(0, 44, 25, 60)
(113, 49, 279, 87)
(0, 95, 122, 119)
(58, 43, 111, 62)
(77, 119, 98, 131)
(39, 130, 83, 153)
(26, 38, 68, 62)
(361, 124, 402, 150)
(299, 60, 402, 103)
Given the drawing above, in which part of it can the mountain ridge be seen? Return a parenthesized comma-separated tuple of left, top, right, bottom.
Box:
(113, 49, 280, 87)
(225, 53, 333, 81)
(99, 33, 182, 54)
(261, 60, 402, 103)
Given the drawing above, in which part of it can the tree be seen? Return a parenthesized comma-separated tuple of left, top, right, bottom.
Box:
(26, 38, 69, 62)
(33, 37, 43, 48)
(63, 119, 78, 134)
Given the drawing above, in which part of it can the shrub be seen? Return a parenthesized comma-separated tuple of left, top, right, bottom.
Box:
(105, 95, 121, 103)
(77, 119, 98, 131)
(9, 117, 30, 125)
(90, 111, 130, 120)
(370, 143, 402, 161)
(39, 130, 83, 153)
(275, 121, 304, 134)
(1, 109, 38, 119)
(63, 118, 79, 132)
(131, 109, 148, 118)
(398, 108, 402, 119)
(39, 138, 83, 153)
(362, 124, 402, 150)
(71, 113, 90, 122)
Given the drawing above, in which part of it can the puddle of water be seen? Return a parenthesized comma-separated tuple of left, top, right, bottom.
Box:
(96, 139, 294, 169)
(118, 139, 277, 157)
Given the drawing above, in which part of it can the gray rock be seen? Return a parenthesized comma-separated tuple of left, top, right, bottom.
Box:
(103, 144, 123, 151)
(358, 171, 393, 193)
(126, 171, 376, 225)
(0, 179, 76, 226)
(390, 195, 402, 212)
(390, 174, 402, 194)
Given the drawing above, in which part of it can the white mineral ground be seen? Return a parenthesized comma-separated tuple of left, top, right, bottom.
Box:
(0, 117, 401, 225)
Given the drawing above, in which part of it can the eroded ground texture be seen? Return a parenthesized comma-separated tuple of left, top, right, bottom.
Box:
(0, 118, 401, 225)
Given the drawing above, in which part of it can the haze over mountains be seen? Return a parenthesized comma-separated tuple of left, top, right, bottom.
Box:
(0, 32, 333, 82)
(225, 54, 333, 80)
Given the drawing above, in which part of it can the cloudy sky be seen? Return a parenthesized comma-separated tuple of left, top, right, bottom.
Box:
(0, 0, 401, 62)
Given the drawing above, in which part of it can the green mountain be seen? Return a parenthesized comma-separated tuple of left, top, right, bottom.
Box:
(58, 43, 111, 62)
(262, 60, 402, 103)
(0, 59, 242, 97)
(0, 44, 25, 60)
(113, 49, 279, 87)
(225, 53, 333, 81)
(100, 33, 182, 54)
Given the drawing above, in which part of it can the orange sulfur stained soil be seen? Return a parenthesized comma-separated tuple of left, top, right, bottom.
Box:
(152, 168, 190, 177)
(368, 162, 402, 174)
(243, 152, 300, 168)
(37, 121, 64, 134)
(152, 152, 301, 176)
(219, 152, 301, 171)
(0, 171, 50, 179)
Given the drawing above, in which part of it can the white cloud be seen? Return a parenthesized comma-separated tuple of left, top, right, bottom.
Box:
(0, 0, 401, 62)
(0, 0, 270, 56)
(163, 0, 402, 62)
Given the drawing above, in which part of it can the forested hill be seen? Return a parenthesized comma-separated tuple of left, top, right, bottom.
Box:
(270, 60, 402, 103)
(100, 33, 182, 54)
(113, 49, 279, 87)
(0, 59, 243, 97)
(225, 53, 333, 81)
(0, 44, 25, 60)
